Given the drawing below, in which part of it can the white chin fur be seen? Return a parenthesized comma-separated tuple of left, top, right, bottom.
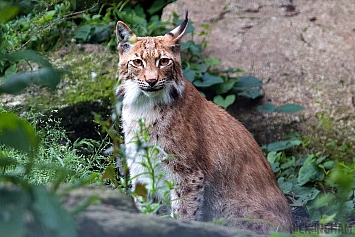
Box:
(122, 80, 185, 107)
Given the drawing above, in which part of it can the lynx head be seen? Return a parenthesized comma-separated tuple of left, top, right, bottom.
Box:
(116, 12, 189, 106)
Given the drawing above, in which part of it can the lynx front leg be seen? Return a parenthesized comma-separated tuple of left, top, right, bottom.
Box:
(170, 170, 205, 221)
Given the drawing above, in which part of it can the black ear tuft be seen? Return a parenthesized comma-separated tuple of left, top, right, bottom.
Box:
(164, 10, 189, 43)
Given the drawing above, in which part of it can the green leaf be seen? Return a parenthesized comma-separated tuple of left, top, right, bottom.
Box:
(319, 213, 336, 225)
(280, 156, 295, 170)
(316, 112, 333, 131)
(181, 40, 201, 57)
(234, 76, 262, 90)
(0, 157, 17, 167)
(257, 103, 275, 113)
(213, 94, 235, 109)
(147, 0, 170, 15)
(193, 73, 223, 87)
(338, 143, 350, 151)
(290, 139, 302, 146)
(298, 158, 324, 186)
(328, 163, 353, 188)
(214, 77, 239, 94)
(291, 180, 320, 203)
(42, 10, 56, 22)
(0, 50, 52, 67)
(322, 161, 335, 169)
(0, 112, 39, 153)
(183, 68, 196, 82)
(309, 210, 322, 222)
(277, 177, 293, 194)
(0, 188, 30, 237)
(196, 63, 208, 73)
(267, 151, 280, 163)
(274, 104, 305, 113)
(267, 140, 294, 152)
(204, 58, 221, 67)
(88, 25, 110, 43)
(238, 88, 262, 99)
(1, 64, 17, 83)
(326, 141, 336, 148)
(0, 5, 20, 23)
(220, 68, 244, 73)
(270, 162, 280, 173)
(201, 23, 210, 29)
(316, 155, 327, 164)
(32, 186, 76, 237)
(0, 67, 61, 94)
(74, 24, 92, 41)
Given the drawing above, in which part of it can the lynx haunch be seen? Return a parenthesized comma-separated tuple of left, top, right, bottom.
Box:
(115, 12, 294, 234)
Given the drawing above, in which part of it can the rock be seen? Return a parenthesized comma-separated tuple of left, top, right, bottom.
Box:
(61, 185, 266, 237)
(162, 0, 355, 145)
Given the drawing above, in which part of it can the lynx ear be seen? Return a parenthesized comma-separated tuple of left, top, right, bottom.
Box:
(116, 21, 137, 53)
(165, 10, 189, 43)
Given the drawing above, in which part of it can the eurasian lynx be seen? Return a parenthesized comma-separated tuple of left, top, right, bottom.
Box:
(115, 12, 294, 234)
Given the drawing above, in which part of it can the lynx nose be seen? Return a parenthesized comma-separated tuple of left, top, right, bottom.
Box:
(146, 78, 158, 86)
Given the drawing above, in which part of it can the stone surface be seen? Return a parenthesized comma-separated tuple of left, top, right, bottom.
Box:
(162, 0, 355, 145)
(61, 185, 266, 237)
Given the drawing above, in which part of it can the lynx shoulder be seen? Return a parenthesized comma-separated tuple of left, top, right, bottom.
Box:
(115, 12, 294, 234)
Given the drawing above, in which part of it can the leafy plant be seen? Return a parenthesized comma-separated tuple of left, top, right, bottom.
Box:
(72, 0, 173, 51)
(128, 119, 174, 215)
(258, 103, 305, 114)
(0, 8, 105, 234)
(0, 50, 64, 94)
(0, 0, 76, 54)
(174, 13, 262, 109)
(263, 131, 355, 230)
(99, 106, 174, 215)
(0, 109, 78, 237)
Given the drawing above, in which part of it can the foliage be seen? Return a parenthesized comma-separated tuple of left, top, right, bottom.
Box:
(0, 0, 174, 60)
(0, 65, 105, 237)
(0, 6, 104, 235)
(258, 103, 305, 114)
(128, 119, 174, 214)
(0, 106, 78, 236)
(70, 0, 173, 49)
(177, 12, 247, 109)
(0, 108, 104, 237)
(24, 50, 118, 109)
(0, 50, 65, 94)
(1, 0, 175, 111)
(0, 0, 75, 55)
(98, 102, 174, 215)
(263, 131, 355, 228)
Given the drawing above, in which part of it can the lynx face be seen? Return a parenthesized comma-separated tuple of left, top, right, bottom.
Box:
(116, 20, 187, 106)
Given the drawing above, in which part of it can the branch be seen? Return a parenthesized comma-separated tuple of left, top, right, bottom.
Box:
(16, 4, 97, 51)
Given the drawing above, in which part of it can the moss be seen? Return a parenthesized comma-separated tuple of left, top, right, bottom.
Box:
(26, 46, 119, 111)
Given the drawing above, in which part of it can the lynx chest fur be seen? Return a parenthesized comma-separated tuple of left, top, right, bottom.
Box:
(116, 12, 294, 234)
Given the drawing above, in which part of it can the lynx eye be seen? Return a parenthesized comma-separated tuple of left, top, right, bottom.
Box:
(131, 59, 143, 67)
(159, 58, 171, 67)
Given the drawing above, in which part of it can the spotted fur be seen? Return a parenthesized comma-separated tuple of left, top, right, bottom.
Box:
(115, 12, 294, 234)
